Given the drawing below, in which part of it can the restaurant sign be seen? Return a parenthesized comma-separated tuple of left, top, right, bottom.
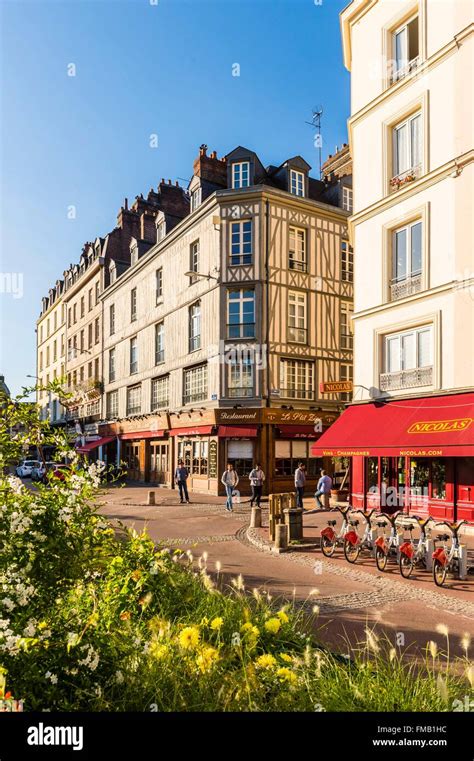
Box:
(319, 381, 353, 394)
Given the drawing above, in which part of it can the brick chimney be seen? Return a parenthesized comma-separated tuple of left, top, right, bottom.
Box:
(140, 210, 158, 243)
(193, 145, 227, 186)
(322, 143, 352, 182)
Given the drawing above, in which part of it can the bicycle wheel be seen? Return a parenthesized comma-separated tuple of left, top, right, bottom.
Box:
(399, 553, 414, 579)
(375, 547, 388, 572)
(321, 534, 336, 558)
(343, 539, 360, 563)
(433, 558, 447, 587)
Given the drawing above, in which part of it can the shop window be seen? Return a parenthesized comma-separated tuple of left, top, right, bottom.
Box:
(179, 439, 208, 475)
(227, 439, 254, 476)
(410, 457, 446, 500)
(431, 459, 446, 500)
(275, 440, 321, 477)
(366, 457, 379, 490)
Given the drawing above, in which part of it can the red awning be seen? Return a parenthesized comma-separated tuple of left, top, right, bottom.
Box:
(218, 425, 258, 438)
(278, 424, 321, 439)
(311, 392, 474, 457)
(76, 436, 115, 454)
(169, 425, 214, 437)
(120, 430, 165, 440)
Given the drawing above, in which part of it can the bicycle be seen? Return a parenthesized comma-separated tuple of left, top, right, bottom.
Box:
(343, 509, 377, 563)
(374, 511, 403, 571)
(398, 515, 434, 578)
(320, 505, 353, 558)
(432, 520, 467, 587)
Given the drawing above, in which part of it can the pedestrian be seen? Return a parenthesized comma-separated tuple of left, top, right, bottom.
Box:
(174, 459, 190, 504)
(221, 462, 239, 512)
(249, 462, 265, 507)
(315, 469, 332, 510)
(294, 461, 306, 508)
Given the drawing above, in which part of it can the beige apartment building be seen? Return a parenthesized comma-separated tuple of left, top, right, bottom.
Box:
(97, 145, 354, 496)
(313, 0, 474, 522)
(36, 282, 66, 425)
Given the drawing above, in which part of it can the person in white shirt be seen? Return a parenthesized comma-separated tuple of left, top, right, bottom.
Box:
(315, 470, 332, 510)
(248, 463, 265, 507)
(221, 463, 239, 512)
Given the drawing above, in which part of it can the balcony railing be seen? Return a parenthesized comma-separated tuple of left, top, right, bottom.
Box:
(183, 391, 207, 404)
(390, 273, 422, 301)
(228, 386, 254, 398)
(380, 365, 433, 392)
(390, 164, 422, 192)
(280, 387, 314, 401)
(389, 55, 421, 85)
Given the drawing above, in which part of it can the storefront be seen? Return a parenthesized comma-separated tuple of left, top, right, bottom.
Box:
(311, 391, 474, 522)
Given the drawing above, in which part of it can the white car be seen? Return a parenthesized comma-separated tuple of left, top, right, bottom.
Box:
(16, 460, 40, 478)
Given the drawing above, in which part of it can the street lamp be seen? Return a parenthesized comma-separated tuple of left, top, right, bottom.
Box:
(184, 271, 219, 281)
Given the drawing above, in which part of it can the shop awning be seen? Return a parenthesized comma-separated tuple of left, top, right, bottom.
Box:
(218, 425, 258, 438)
(169, 425, 214, 437)
(278, 424, 320, 439)
(120, 430, 166, 440)
(76, 436, 116, 454)
(311, 392, 474, 457)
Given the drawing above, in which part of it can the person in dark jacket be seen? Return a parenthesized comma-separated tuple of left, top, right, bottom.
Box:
(175, 460, 190, 504)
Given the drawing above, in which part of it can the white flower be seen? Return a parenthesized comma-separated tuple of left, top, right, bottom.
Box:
(23, 620, 37, 637)
(2, 598, 15, 612)
(115, 670, 124, 684)
(45, 671, 58, 685)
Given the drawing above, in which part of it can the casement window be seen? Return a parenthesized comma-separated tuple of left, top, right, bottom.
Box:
(95, 282, 100, 305)
(106, 390, 118, 419)
(53, 312, 57, 330)
(80, 331, 84, 352)
(68, 308, 72, 328)
(288, 226, 306, 271)
(156, 268, 163, 302)
(109, 348, 116, 383)
(340, 302, 353, 349)
(191, 186, 202, 212)
(177, 439, 208, 476)
(391, 15, 419, 83)
(381, 325, 433, 390)
(227, 288, 255, 339)
(189, 240, 199, 283)
(151, 375, 169, 411)
(228, 355, 254, 398)
(73, 304, 77, 323)
(61, 335, 65, 356)
(88, 323, 93, 349)
(88, 362, 92, 378)
(40, 326, 43, 342)
(340, 363, 353, 401)
(80, 297, 85, 318)
(392, 111, 422, 183)
(131, 245, 139, 266)
(110, 304, 115, 336)
(80, 366, 84, 382)
(275, 440, 322, 477)
(46, 346, 50, 366)
(342, 187, 353, 213)
(288, 291, 307, 344)
(130, 336, 138, 375)
(155, 322, 164, 364)
(39, 352, 43, 371)
(289, 169, 305, 197)
(157, 220, 166, 241)
(88, 289, 93, 311)
(183, 363, 207, 404)
(130, 288, 137, 322)
(230, 220, 252, 266)
(232, 161, 250, 189)
(94, 357, 99, 379)
(189, 302, 201, 352)
(109, 263, 116, 285)
(94, 317, 100, 344)
(391, 220, 422, 299)
(126, 384, 141, 415)
(279, 358, 314, 400)
(341, 240, 354, 282)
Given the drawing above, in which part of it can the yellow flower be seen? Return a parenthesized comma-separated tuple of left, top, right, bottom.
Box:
(120, 611, 131, 621)
(150, 642, 169, 660)
(277, 611, 289, 625)
(38, 621, 48, 631)
(264, 618, 281, 635)
(210, 617, 224, 631)
(256, 653, 277, 670)
(131, 569, 142, 581)
(196, 646, 219, 673)
(178, 626, 200, 650)
(276, 667, 297, 684)
(279, 653, 293, 663)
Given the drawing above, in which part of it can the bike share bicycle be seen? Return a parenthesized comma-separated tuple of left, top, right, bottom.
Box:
(398, 515, 434, 578)
(432, 520, 467, 586)
(320, 505, 353, 557)
(343, 509, 377, 563)
(374, 511, 403, 571)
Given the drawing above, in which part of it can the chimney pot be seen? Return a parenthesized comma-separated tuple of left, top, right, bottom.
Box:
(199, 143, 208, 156)
(168, 179, 171, 185)
(124, 197, 128, 210)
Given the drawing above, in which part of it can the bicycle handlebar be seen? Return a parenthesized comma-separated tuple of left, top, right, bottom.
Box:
(434, 520, 466, 537)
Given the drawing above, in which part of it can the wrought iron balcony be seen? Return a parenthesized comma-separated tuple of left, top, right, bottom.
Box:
(389, 56, 421, 85)
(390, 273, 422, 301)
(390, 164, 422, 192)
(380, 365, 433, 392)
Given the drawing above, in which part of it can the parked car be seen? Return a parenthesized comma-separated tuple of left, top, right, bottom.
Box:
(31, 462, 60, 482)
(15, 460, 40, 478)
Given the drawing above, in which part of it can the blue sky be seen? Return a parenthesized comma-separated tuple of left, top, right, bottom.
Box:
(0, 0, 349, 395)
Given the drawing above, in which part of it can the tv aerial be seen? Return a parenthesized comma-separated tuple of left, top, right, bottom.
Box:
(305, 106, 323, 178)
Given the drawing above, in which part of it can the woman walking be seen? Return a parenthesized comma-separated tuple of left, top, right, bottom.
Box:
(249, 462, 265, 507)
(221, 462, 239, 512)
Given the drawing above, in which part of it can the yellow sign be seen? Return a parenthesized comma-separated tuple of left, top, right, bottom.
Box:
(407, 418, 472, 434)
(319, 381, 353, 393)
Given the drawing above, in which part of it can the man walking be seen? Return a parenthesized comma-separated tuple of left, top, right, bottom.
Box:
(221, 462, 239, 512)
(174, 459, 190, 504)
(249, 462, 265, 507)
(294, 461, 306, 508)
(315, 469, 332, 510)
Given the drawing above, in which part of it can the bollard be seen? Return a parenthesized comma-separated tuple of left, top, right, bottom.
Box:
(275, 522, 288, 551)
(283, 507, 303, 541)
(250, 506, 262, 528)
(147, 490, 156, 506)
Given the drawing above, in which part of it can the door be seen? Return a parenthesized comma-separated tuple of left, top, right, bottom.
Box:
(150, 442, 169, 484)
(125, 443, 141, 481)
(455, 457, 474, 522)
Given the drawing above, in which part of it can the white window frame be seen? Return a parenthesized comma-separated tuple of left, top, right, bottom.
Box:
(156, 268, 163, 302)
(232, 161, 250, 189)
(189, 240, 199, 282)
(183, 364, 208, 404)
(288, 226, 306, 271)
(342, 186, 353, 213)
(126, 384, 141, 416)
(392, 220, 422, 283)
(384, 325, 432, 373)
(227, 288, 255, 339)
(191, 186, 202, 212)
(391, 15, 420, 83)
(289, 169, 305, 197)
(110, 304, 115, 336)
(109, 348, 116, 383)
(230, 220, 252, 266)
(151, 376, 169, 411)
(288, 291, 307, 344)
(155, 322, 165, 364)
(106, 390, 118, 419)
(392, 111, 422, 180)
(130, 336, 138, 375)
(228, 355, 254, 398)
(189, 302, 201, 352)
(341, 240, 354, 282)
(279, 358, 314, 400)
(130, 288, 137, 322)
(340, 301, 353, 349)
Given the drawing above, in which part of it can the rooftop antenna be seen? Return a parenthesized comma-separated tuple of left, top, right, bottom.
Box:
(305, 106, 323, 178)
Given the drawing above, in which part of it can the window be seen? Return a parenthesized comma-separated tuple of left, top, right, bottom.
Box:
(290, 169, 305, 197)
(39, 352, 43, 371)
(341, 240, 354, 282)
(227, 289, 255, 339)
(151, 376, 169, 411)
(279, 359, 314, 400)
(95, 282, 100, 305)
(232, 161, 250, 189)
(340, 302, 353, 349)
(53, 340, 57, 361)
(381, 325, 433, 390)
(410, 458, 446, 500)
(288, 291, 307, 344)
(275, 440, 322, 477)
(73, 304, 76, 323)
(88, 289, 93, 311)
(155, 322, 164, 364)
(80, 366, 84, 382)
(183, 363, 207, 404)
(109, 263, 116, 285)
(94, 317, 100, 344)
(230, 220, 252, 266)
(109, 348, 116, 382)
(46, 346, 50, 366)
(53, 312, 57, 331)
(228, 355, 254, 398)
(127, 385, 141, 415)
(392, 112, 422, 183)
(94, 357, 99, 379)
(189, 302, 201, 352)
(131, 245, 138, 266)
(156, 269, 163, 302)
(227, 440, 253, 476)
(178, 440, 208, 475)
(110, 304, 115, 335)
(88, 361, 92, 378)
(107, 390, 118, 419)
(391, 220, 422, 299)
(88, 323, 93, 349)
(80, 330, 84, 352)
(391, 16, 419, 83)
(342, 187, 353, 213)
(68, 308, 72, 328)
(340, 363, 353, 401)
(189, 240, 199, 283)
(130, 288, 137, 322)
(157, 220, 166, 241)
(190, 187, 202, 212)
(130, 337, 138, 374)
(80, 296, 85, 318)
(61, 335, 64, 356)
(288, 226, 306, 271)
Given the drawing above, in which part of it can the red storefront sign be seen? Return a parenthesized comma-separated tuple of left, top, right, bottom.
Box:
(278, 425, 321, 439)
(217, 426, 258, 437)
(169, 425, 214, 437)
(120, 430, 166, 440)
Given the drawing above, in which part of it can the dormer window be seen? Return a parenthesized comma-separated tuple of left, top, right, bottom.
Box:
(232, 162, 250, 189)
(290, 169, 305, 197)
(157, 219, 166, 241)
(130, 244, 139, 266)
(191, 187, 202, 212)
(109, 262, 117, 285)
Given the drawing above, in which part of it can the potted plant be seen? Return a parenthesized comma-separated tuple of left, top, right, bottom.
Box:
(330, 456, 350, 501)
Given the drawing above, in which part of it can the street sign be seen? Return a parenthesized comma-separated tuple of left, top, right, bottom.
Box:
(319, 381, 353, 393)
